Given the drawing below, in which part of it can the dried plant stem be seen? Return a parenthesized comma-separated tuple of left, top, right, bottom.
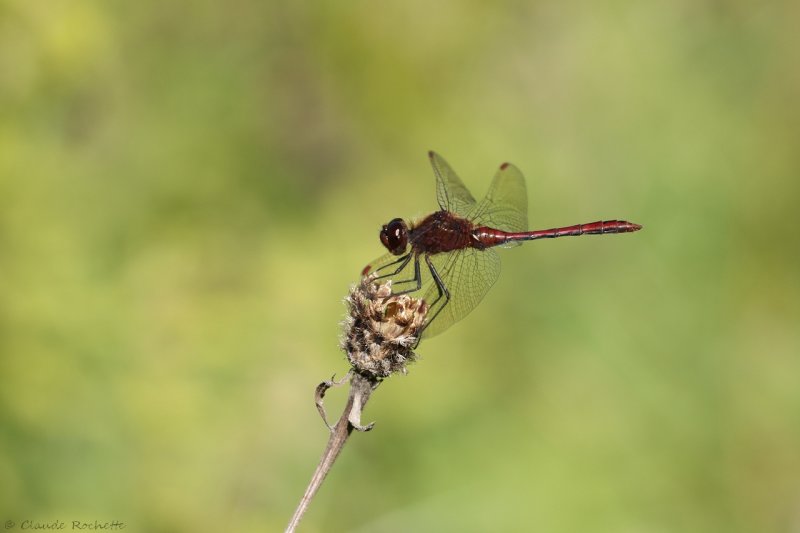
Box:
(286, 278, 423, 531)
(285, 372, 378, 533)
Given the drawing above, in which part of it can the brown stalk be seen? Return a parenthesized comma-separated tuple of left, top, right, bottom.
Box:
(285, 278, 426, 532)
(284, 372, 379, 533)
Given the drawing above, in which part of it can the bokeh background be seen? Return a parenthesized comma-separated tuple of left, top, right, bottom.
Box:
(2, 1, 799, 531)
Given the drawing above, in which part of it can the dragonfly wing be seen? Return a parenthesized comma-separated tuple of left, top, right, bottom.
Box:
(419, 247, 501, 338)
(468, 161, 528, 239)
(429, 151, 477, 217)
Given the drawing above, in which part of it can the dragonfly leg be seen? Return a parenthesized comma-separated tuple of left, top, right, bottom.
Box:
(372, 253, 412, 280)
(389, 254, 422, 295)
(369, 253, 422, 295)
(417, 254, 450, 340)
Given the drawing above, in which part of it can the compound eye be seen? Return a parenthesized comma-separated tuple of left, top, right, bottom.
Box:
(379, 218, 408, 255)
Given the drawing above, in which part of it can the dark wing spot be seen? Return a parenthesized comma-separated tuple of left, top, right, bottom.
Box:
(500, 162, 510, 170)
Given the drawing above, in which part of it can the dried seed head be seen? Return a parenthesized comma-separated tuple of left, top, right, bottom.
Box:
(341, 277, 428, 379)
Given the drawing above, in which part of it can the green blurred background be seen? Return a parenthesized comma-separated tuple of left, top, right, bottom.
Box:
(1, 1, 799, 531)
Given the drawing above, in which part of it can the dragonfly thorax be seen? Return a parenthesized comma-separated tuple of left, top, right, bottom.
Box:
(409, 210, 474, 255)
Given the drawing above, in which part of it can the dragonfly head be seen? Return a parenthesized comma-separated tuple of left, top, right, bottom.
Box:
(380, 218, 409, 255)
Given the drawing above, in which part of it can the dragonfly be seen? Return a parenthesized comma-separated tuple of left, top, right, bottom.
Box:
(362, 151, 642, 340)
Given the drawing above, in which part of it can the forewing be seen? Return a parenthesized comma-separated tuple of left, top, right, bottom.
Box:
(429, 151, 477, 216)
(419, 248, 501, 339)
(468, 162, 528, 238)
